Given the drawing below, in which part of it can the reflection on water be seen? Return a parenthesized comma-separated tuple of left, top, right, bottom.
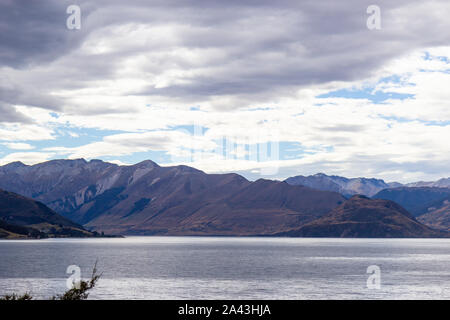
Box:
(1, 237, 450, 299)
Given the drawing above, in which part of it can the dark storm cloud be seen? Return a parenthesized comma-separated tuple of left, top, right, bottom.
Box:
(0, 0, 91, 68)
(0, 83, 63, 114)
(1, 0, 450, 112)
(0, 103, 32, 123)
(101, 0, 450, 103)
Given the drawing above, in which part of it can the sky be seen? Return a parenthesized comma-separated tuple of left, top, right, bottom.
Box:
(0, 0, 449, 183)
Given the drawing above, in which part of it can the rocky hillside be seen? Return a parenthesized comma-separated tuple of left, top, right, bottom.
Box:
(406, 178, 450, 188)
(417, 197, 450, 231)
(285, 173, 400, 197)
(0, 189, 95, 239)
(276, 195, 446, 238)
(372, 187, 450, 216)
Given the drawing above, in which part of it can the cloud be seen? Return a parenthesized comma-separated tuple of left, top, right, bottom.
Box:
(0, 103, 33, 124)
(13, 48, 449, 183)
(0, 124, 54, 141)
(44, 130, 217, 160)
(0, 152, 54, 166)
(2, 142, 35, 150)
(0, 1, 449, 183)
(0, 0, 88, 68)
(2, 0, 450, 113)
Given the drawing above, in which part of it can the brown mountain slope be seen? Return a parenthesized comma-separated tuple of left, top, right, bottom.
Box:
(0, 189, 94, 239)
(418, 198, 450, 231)
(276, 195, 447, 238)
(119, 179, 345, 236)
(85, 174, 346, 235)
(83, 165, 253, 234)
(372, 187, 450, 216)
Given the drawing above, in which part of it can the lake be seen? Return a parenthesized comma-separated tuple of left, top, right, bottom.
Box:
(1, 237, 450, 299)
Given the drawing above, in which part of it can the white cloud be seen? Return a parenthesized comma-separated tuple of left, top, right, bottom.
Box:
(0, 124, 54, 141)
(2, 47, 447, 183)
(107, 159, 131, 166)
(0, 152, 54, 166)
(2, 142, 35, 150)
(44, 130, 217, 161)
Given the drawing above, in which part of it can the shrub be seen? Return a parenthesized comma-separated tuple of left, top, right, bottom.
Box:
(1, 262, 101, 301)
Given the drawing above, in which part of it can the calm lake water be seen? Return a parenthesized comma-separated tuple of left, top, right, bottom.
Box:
(1, 237, 450, 299)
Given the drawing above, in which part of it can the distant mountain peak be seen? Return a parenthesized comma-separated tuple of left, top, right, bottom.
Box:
(30, 158, 88, 169)
(406, 178, 450, 189)
(2, 161, 27, 168)
(134, 160, 159, 168)
(285, 173, 391, 197)
(89, 159, 107, 164)
(172, 164, 203, 174)
(313, 172, 328, 177)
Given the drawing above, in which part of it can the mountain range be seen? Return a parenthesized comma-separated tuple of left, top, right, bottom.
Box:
(0, 159, 448, 237)
(286, 173, 401, 197)
(404, 178, 450, 188)
(0, 159, 345, 235)
(285, 173, 450, 232)
(285, 173, 450, 196)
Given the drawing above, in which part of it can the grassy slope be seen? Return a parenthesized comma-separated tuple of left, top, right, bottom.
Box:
(0, 189, 96, 239)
